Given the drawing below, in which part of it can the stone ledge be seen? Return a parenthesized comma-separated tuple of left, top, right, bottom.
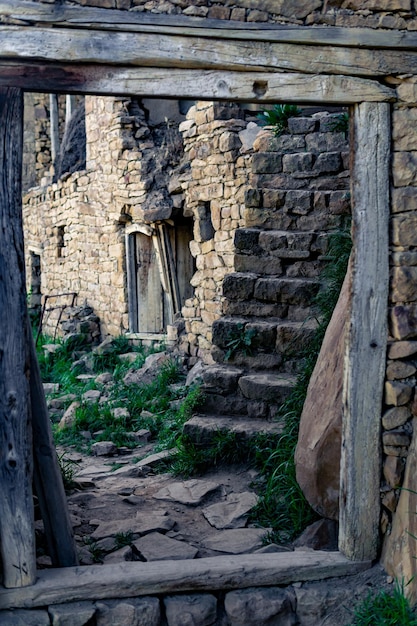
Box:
(0, 552, 371, 610)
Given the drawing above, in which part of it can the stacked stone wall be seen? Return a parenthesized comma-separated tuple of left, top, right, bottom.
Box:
(378, 91, 417, 537)
(24, 95, 191, 339)
(0, 569, 382, 626)
(226, 112, 350, 323)
(32, 0, 417, 31)
(24, 96, 143, 338)
(178, 101, 250, 363)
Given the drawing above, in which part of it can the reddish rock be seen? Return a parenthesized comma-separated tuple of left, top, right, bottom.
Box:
(295, 257, 352, 520)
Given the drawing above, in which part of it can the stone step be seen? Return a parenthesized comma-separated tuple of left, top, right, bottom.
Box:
(199, 364, 244, 394)
(212, 317, 318, 356)
(235, 228, 324, 259)
(238, 373, 297, 403)
(183, 414, 284, 446)
(223, 273, 320, 307)
(199, 371, 297, 419)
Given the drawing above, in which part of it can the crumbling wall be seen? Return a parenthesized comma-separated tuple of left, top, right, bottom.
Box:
(24, 95, 191, 338)
(178, 101, 249, 363)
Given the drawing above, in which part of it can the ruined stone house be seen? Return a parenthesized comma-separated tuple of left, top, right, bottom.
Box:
(23, 94, 349, 359)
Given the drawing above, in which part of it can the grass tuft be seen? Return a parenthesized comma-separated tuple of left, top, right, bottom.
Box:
(349, 580, 417, 626)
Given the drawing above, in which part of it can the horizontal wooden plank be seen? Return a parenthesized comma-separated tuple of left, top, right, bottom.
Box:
(0, 551, 371, 609)
(0, 25, 415, 77)
(0, 63, 395, 102)
(1, 0, 417, 50)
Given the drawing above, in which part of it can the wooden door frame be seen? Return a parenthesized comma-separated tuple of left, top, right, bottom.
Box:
(0, 0, 393, 569)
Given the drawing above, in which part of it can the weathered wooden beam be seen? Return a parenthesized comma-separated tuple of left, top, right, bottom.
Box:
(339, 102, 390, 561)
(29, 326, 79, 568)
(0, 552, 371, 609)
(0, 63, 396, 102)
(1, 0, 417, 50)
(0, 86, 36, 588)
(0, 25, 415, 77)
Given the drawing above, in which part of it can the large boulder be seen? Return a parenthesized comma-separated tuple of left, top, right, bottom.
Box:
(294, 257, 352, 520)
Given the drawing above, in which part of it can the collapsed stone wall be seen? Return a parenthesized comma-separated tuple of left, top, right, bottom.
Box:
(24, 96, 185, 338)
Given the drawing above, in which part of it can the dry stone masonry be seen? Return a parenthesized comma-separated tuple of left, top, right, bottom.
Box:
(11, 0, 417, 617)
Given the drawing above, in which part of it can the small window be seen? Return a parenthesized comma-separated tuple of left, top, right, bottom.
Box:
(57, 225, 65, 258)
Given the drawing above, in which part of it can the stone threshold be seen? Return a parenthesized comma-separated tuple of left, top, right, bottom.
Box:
(125, 332, 167, 341)
(0, 551, 371, 610)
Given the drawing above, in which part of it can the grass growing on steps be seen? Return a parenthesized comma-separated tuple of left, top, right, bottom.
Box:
(250, 226, 352, 541)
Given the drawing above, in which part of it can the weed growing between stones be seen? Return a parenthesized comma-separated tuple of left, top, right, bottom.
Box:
(223, 324, 257, 362)
(83, 537, 105, 564)
(348, 579, 417, 625)
(56, 452, 80, 493)
(36, 331, 204, 459)
(257, 104, 301, 136)
(114, 531, 134, 549)
(168, 431, 276, 479)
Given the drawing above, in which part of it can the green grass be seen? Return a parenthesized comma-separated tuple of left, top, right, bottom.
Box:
(257, 104, 301, 137)
(349, 581, 417, 625)
(36, 332, 204, 456)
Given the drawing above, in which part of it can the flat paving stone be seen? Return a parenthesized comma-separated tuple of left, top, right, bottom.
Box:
(202, 492, 258, 529)
(90, 514, 175, 540)
(202, 529, 270, 554)
(133, 532, 198, 561)
(154, 479, 221, 506)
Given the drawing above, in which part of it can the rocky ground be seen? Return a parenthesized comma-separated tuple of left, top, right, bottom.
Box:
(39, 444, 283, 568)
(32, 441, 396, 626)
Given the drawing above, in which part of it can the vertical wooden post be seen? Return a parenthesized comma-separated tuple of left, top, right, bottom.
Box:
(0, 86, 36, 587)
(29, 327, 79, 567)
(339, 102, 390, 561)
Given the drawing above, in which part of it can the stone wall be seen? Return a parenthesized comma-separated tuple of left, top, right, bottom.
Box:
(179, 101, 249, 362)
(24, 96, 195, 337)
(25, 96, 348, 356)
(379, 93, 417, 543)
(0, 564, 386, 626)
(32, 0, 417, 31)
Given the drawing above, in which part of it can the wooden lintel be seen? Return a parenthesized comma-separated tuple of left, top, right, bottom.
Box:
(339, 101, 390, 561)
(0, 25, 415, 78)
(0, 63, 396, 102)
(0, 551, 371, 609)
(0, 0, 417, 50)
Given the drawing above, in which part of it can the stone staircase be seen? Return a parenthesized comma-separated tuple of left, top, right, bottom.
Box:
(184, 224, 325, 445)
(183, 111, 350, 446)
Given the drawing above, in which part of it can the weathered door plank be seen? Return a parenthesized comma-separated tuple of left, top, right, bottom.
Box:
(0, 25, 415, 77)
(0, 86, 36, 588)
(339, 102, 390, 561)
